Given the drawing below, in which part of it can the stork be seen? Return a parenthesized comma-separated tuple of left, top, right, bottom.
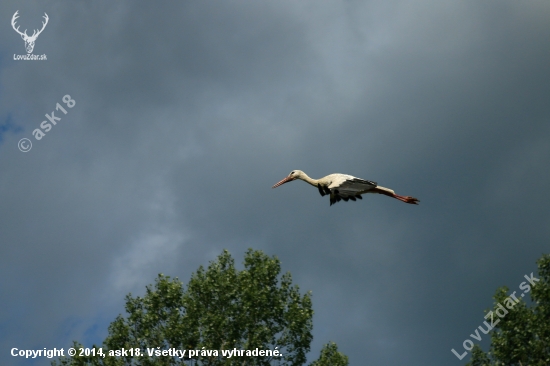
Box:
(272, 170, 419, 206)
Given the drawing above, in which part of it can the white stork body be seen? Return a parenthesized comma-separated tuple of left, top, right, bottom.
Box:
(272, 170, 419, 206)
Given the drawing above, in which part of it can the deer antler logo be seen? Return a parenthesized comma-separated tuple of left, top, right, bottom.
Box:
(11, 11, 49, 54)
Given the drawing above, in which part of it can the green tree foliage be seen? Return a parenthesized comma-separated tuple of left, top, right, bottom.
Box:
(308, 342, 348, 366)
(467, 254, 550, 366)
(53, 249, 347, 366)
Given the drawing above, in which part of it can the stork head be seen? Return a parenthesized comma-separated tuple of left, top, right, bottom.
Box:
(272, 170, 303, 188)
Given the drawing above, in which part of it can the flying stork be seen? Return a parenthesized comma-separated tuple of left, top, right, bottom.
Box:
(272, 170, 419, 206)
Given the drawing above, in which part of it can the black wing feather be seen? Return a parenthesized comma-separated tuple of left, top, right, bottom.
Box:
(349, 177, 377, 186)
(327, 178, 374, 206)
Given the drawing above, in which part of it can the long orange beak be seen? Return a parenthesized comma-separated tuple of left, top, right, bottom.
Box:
(272, 176, 293, 188)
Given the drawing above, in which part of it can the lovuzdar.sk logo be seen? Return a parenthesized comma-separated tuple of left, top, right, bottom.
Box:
(12, 10, 48, 61)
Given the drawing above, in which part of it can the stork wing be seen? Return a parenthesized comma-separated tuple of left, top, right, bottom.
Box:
(328, 178, 377, 206)
(338, 177, 377, 189)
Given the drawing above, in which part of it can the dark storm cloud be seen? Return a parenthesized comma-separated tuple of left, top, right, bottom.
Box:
(0, 0, 549, 365)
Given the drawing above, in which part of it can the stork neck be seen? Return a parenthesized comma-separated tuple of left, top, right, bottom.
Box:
(299, 173, 319, 187)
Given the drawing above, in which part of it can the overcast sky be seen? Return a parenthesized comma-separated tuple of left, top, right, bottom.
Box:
(1, 0, 549, 365)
